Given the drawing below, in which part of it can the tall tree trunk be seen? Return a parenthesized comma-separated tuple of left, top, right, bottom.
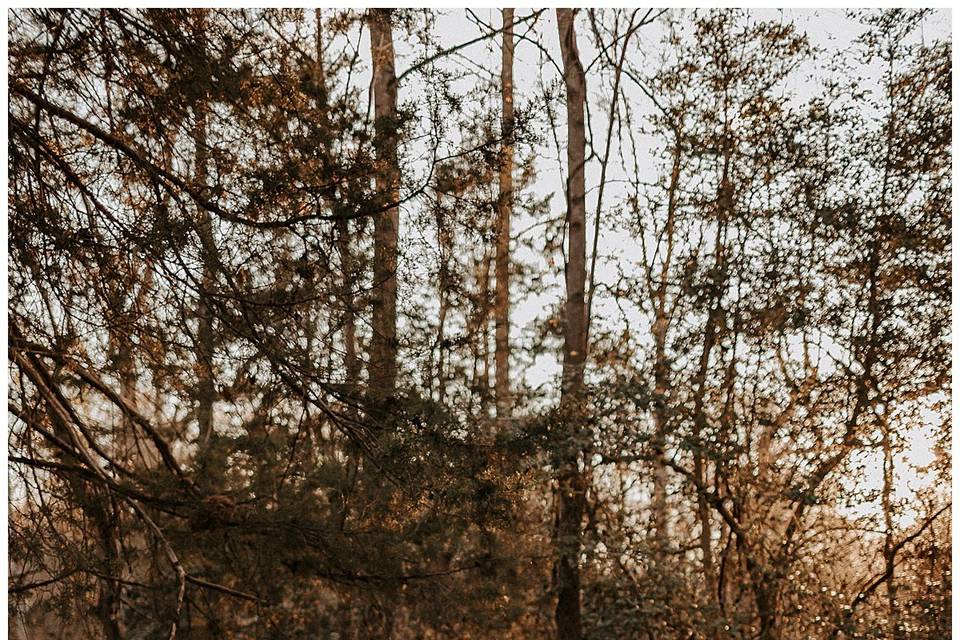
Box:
(317, 11, 361, 401)
(191, 11, 219, 490)
(649, 142, 678, 560)
(694, 455, 716, 603)
(472, 251, 492, 411)
(650, 311, 670, 559)
(337, 218, 361, 394)
(692, 306, 721, 603)
(194, 106, 216, 452)
(555, 9, 588, 640)
(494, 8, 514, 423)
(367, 9, 400, 402)
(434, 189, 451, 405)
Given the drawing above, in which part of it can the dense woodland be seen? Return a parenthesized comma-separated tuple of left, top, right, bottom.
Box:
(7, 8, 952, 640)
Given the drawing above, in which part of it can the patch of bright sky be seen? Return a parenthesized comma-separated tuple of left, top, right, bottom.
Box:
(382, 8, 952, 525)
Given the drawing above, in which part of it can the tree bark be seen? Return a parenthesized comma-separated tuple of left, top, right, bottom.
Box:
(95, 497, 126, 640)
(650, 310, 670, 559)
(881, 411, 903, 640)
(692, 307, 720, 601)
(367, 9, 400, 401)
(194, 106, 216, 452)
(555, 9, 588, 640)
(434, 189, 451, 405)
(494, 8, 514, 423)
(649, 141, 679, 560)
(317, 11, 361, 400)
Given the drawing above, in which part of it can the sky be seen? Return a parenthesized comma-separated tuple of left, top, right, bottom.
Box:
(385, 8, 952, 527)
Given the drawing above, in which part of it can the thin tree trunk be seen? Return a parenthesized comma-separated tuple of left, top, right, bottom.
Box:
(649, 141, 679, 560)
(95, 497, 126, 640)
(692, 306, 721, 601)
(881, 411, 902, 640)
(494, 8, 514, 423)
(555, 9, 588, 640)
(650, 310, 670, 559)
(337, 220, 361, 394)
(194, 106, 216, 452)
(694, 457, 716, 602)
(367, 9, 400, 402)
(480, 251, 492, 411)
(184, 14, 216, 461)
(434, 190, 451, 405)
(317, 11, 361, 400)
(878, 50, 904, 640)
(468, 250, 492, 412)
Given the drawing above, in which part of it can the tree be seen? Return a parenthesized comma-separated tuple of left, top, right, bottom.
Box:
(554, 9, 589, 640)
(494, 8, 515, 424)
(367, 8, 401, 402)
